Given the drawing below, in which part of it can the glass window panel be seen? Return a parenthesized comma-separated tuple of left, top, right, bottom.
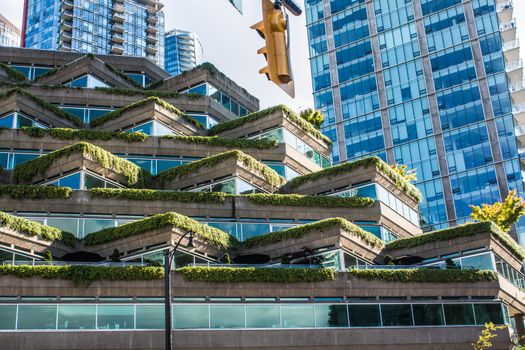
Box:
(84, 173, 106, 190)
(157, 160, 181, 174)
(17, 305, 57, 329)
(211, 179, 236, 194)
(413, 304, 445, 325)
(444, 304, 475, 325)
(58, 305, 96, 329)
(281, 305, 315, 328)
(315, 304, 349, 327)
(210, 305, 245, 329)
(46, 218, 78, 237)
(348, 305, 381, 327)
(0, 114, 14, 128)
(460, 253, 493, 270)
(381, 304, 412, 326)
(153, 121, 175, 136)
(0, 305, 17, 329)
(474, 304, 504, 325)
(84, 219, 115, 235)
(97, 305, 134, 329)
(136, 305, 164, 329)
(173, 305, 209, 329)
(245, 305, 281, 328)
(13, 153, 39, 167)
(56, 172, 81, 189)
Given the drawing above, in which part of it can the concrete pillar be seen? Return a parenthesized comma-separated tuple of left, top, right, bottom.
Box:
(515, 314, 525, 340)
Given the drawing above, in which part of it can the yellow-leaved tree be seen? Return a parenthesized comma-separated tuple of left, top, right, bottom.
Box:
(470, 190, 525, 232)
(472, 322, 507, 350)
(299, 109, 324, 130)
(390, 164, 417, 183)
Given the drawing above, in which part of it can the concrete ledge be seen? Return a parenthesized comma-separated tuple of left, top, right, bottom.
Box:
(0, 273, 500, 299)
(0, 326, 513, 350)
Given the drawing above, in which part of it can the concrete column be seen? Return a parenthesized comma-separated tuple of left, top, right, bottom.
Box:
(463, 0, 510, 198)
(323, 0, 348, 163)
(412, 0, 457, 225)
(515, 314, 525, 339)
(365, 0, 395, 164)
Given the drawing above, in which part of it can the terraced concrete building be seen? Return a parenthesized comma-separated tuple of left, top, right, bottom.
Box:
(0, 47, 523, 349)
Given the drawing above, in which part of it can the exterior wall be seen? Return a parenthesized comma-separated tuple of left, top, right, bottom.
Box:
(0, 14, 20, 47)
(23, 0, 165, 66)
(165, 29, 204, 76)
(0, 327, 513, 350)
(304, 0, 525, 240)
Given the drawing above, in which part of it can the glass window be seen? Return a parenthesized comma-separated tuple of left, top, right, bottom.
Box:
(58, 305, 96, 330)
(381, 304, 412, 326)
(97, 305, 134, 330)
(210, 305, 245, 328)
(84, 173, 106, 190)
(17, 305, 57, 329)
(460, 253, 493, 270)
(412, 304, 445, 326)
(348, 305, 381, 326)
(0, 305, 17, 329)
(474, 304, 504, 325)
(443, 304, 475, 325)
(281, 305, 315, 328)
(315, 304, 349, 327)
(246, 305, 281, 328)
(136, 305, 164, 329)
(173, 305, 209, 329)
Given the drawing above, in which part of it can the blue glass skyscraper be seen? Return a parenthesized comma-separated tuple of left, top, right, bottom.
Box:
(305, 0, 525, 239)
(164, 29, 203, 77)
(22, 0, 165, 67)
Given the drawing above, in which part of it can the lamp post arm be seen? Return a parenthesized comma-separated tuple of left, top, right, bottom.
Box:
(164, 230, 192, 350)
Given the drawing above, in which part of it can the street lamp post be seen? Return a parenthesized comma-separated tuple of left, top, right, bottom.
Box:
(164, 231, 195, 350)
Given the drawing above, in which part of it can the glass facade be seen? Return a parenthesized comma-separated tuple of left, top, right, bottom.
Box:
(184, 83, 250, 117)
(0, 301, 507, 330)
(164, 29, 203, 76)
(305, 0, 524, 240)
(248, 127, 332, 168)
(23, 0, 165, 67)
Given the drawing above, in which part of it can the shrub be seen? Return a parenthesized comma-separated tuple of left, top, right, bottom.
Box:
(89, 96, 203, 128)
(89, 188, 229, 203)
(209, 105, 332, 145)
(349, 268, 498, 283)
(0, 211, 76, 247)
(13, 141, 151, 187)
(0, 88, 82, 126)
(155, 150, 286, 189)
(177, 266, 336, 283)
(83, 212, 236, 249)
(244, 193, 374, 208)
(287, 156, 422, 202)
(21, 127, 148, 142)
(162, 135, 278, 149)
(0, 184, 72, 200)
(243, 217, 384, 249)
(386, 221, 525, 261)
(0, 265, 163, 286)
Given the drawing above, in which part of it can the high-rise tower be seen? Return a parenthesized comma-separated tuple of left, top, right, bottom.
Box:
(0, 14, 21, 47)
(164, 29, 203, 76)
(22, 0, 165, 67)
(305, 0, 525, 237)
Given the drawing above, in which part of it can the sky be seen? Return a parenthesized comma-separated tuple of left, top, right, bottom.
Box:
(2, 0, 525, 111)
(1, 0, 313, 110)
